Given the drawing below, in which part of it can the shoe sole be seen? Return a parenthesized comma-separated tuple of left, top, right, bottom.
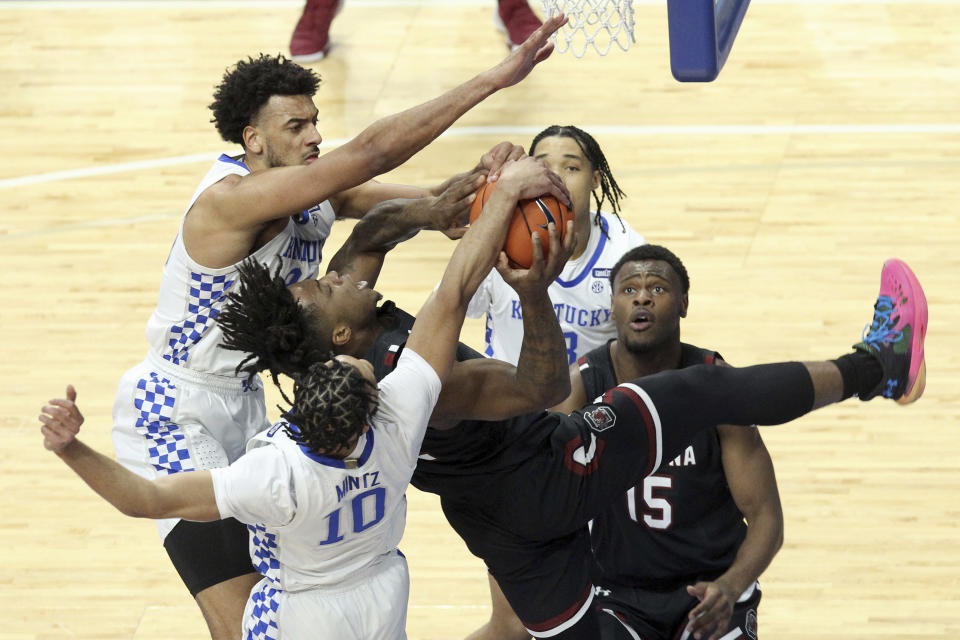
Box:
(291, 50, 328, 63)
(290, 0, 344, 62)
(885, 258, 927, 404)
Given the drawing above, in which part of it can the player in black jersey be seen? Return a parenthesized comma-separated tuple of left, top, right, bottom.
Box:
(217, 172, 928, 639)
(480, 250, 778, 640)
(578, 245, 778, 640)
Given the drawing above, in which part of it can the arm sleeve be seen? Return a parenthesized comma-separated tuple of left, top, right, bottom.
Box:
(374, 347, 443, 459)
(210, 446, 297, 528)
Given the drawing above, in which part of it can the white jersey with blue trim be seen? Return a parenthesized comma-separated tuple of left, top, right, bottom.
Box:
(144, 154, 335, 378)
(211, 348, 441, 591)
(465, 212, 645, 365)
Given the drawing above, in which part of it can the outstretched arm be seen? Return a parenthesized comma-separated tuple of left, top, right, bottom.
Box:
(202, 18, 567, 230)
(406, 156, 567, 383)
(326, 170, 485, 286)
(330, 141, 527, 220)
(684, 425, 783, 640)
(430, 221, 575, 425)
(40, 386, 220, 523)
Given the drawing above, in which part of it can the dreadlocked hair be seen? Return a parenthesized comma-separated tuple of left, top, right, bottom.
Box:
(218, 259, 332, 397)
(282, 359, 380, 455)
(209, 54, 321, 146)
(530, 125, 627, 238)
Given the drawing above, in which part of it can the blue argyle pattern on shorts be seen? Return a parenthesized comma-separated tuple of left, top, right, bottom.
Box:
(246, 581, 281, 640)
(133, 373, 194, 474)
(248, 524, 281, 578)
(164, 271, 235, 365)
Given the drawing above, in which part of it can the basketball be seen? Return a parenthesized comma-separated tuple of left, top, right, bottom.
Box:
(468, 181, 574, 269)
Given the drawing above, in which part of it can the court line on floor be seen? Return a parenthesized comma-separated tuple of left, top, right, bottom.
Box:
(5, 155, 958, 244)
(4, 123, 960, 191)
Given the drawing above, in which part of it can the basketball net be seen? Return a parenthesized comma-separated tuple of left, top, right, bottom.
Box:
(541, 0, 636, 57)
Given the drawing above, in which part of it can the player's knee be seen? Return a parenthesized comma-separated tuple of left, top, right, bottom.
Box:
(194, 573, 260, 640)
(195, 599, 243, 640)
(494, 614, 531, 640)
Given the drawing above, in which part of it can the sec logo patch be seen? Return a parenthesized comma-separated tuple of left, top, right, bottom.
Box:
(591, 280, 605, 293)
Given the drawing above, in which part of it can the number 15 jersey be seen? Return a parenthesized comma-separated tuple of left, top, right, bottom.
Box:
(580, 341, 748, 589)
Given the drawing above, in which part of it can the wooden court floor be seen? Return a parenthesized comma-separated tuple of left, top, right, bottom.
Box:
(2, 0, 959, 637)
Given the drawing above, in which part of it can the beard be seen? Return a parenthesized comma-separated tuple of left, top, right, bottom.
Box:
(620, 325, 679, 357)
(265, 146, 286, 169)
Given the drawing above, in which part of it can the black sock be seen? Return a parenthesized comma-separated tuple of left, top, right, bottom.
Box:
(832, 350, 883, 400)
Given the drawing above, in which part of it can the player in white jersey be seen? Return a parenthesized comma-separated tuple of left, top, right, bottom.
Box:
(107, 23, 569, 639)
(467, 126, 645, 366)
(464, 127, 642, 639)
(41, 156, 570, 640)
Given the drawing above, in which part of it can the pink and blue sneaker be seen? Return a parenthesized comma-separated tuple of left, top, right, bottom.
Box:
(855, 259, 928, 404)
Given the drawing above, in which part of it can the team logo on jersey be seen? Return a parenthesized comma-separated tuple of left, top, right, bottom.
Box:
(563, 434, 606, 476)
(584, 406, 616, 432)
(745, 609, 758, 638)
(591, 280, 605, 294)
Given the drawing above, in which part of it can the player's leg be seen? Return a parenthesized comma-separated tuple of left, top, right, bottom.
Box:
(489, 539, 602, 640)
(595, 584, 690, 640)
(164, 518, 260, 640)
(269, 550, 410, 639)
(441, 499, 602, 640)
(514, 258, 928, 531)
(290, 0, 343, 62)
(624, 258, 926, 464)
(195, 572, 262, 640)
(465, 574, 531, 640)
(495, 0, 543, 49)
(112, 363, 269, 640)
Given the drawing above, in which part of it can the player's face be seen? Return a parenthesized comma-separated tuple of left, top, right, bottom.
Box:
(531, 135, 599, 223)
(253, 95, 323, 168)
(611, 260, 688, 354)
(288, 271, 382, 333)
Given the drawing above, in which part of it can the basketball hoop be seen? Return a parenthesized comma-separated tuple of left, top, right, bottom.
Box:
(541, 0, 636, 57)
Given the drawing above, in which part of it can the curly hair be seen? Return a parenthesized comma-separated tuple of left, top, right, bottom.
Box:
(282, 360, 380, 454)
(609, 244, 690, 294)
(218, 259, 332, 397)
(209, 54, 321, 146)
(530, 125, 627, 238)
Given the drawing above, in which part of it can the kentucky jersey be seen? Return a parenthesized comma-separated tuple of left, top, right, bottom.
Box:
(145, 154, 335, 377)
(210, 348, 441, 591)
(466, 212, 645, 365)
(580, 341, 748, 589)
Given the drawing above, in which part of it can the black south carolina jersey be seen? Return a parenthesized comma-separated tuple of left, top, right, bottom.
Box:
(580, 341, 748, 590)
(363, 302, 555, 488)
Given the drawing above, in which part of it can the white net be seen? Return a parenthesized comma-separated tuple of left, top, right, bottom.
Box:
(541, 0, 636, 57)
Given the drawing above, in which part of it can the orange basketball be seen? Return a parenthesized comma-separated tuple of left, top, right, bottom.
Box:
(468, 181, 573, 269)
